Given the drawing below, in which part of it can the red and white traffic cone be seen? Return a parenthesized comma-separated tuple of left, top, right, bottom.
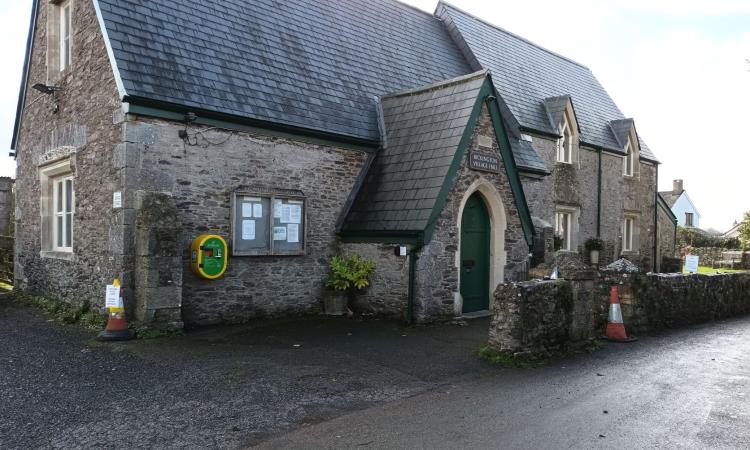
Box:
(605, 285, 636, 342)
(98, 278, 135, 341)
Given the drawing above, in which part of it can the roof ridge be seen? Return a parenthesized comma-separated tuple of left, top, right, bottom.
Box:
(382, 69, 488, 99)
(437, 1, 590, 70)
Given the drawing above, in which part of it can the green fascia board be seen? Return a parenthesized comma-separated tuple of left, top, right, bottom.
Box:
(423, 78, 493, 243)
(125, 98, 379, 153)
(340, 231, 424, 245)
(488, 94, 536, 248)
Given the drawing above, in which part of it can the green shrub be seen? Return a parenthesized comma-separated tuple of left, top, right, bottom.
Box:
(584, 238, 603, 252)
(678, 227, 740, 249)
(324, 254, 376, 293)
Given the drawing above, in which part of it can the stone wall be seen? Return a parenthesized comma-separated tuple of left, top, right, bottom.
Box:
(123, 117, 369, 326)
(684, 247, 750, 269)
(656, 200, 677, 270)
(522, 132, 658, 272)
(489, 271, 750, 357)
(14, 0, 125, 308)
(0, 178, 15, 237)
(413, 103, 529, 321)
(341, 243, 409, 319)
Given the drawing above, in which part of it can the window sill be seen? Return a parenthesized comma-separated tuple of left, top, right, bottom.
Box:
(40, 250, 75, 261)
(555, 250, 578, 254)
(621, 251, 640, 256)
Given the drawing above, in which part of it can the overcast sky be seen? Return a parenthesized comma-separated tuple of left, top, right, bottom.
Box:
(1, 1, 748, 231)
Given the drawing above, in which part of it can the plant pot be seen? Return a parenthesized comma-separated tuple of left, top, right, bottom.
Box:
(590, 250, 600, 265)
(324, 291, 348, 316)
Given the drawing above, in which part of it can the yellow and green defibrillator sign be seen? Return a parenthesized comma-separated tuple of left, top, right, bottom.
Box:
(190, 234, 228, 280)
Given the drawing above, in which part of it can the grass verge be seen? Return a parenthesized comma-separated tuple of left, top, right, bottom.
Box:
(475, 346, 548, 368)
(7, 290, 107, 331)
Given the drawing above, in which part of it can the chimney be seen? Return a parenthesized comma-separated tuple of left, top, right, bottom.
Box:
(673, 179, 683, 195)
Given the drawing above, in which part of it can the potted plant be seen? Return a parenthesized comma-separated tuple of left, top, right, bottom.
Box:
(585, 238, 604, 265)
(323, 254, 376, 316)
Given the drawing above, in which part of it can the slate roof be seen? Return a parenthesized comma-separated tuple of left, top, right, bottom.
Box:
(342, 71, 488, 234)
(436, 2, 658, 162)
(96, 0, 472, 143)
(658, 191, 682, 208)
(543, 95, 574, 132)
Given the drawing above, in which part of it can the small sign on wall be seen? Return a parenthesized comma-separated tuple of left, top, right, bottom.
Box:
(468, 151, 501, 173)
(685, 255, 699, 273)
(113, 191, 122, 209)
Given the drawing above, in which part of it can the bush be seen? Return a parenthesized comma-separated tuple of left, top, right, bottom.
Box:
(677, 227, 740, 249)
(324, 254, 376, 293)
(584, 238, 603, 252)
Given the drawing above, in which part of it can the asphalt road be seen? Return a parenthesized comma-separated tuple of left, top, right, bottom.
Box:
(257, 317, 750, 449)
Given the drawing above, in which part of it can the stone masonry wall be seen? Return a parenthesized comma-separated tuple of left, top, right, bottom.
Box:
(414, 103, 529, 322)
(14, 0, 125, 308)
(341, 243, 409, 319)
(123, 117, 368, 326)
(489, 271, 750, 357)
(657, 202, 677, 269)
(522, 132, 658, 271)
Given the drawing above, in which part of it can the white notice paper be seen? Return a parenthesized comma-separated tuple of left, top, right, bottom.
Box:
(112, 191, 122, 209)
(242, 203, 254, 218)
(105, 285, 122, 308)
(274, 199, 283, 218)
(242, 220, 256, 240)
(289, 205, 302, 224)
(273, 226, 287, 241)
(685, 255, 699, 273)
(287, 223, 299, 243)
(253, 203, 263, 218)
(281, 204, 292, 223)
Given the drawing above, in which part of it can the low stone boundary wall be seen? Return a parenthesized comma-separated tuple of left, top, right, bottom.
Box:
(489, 272, 750, 357)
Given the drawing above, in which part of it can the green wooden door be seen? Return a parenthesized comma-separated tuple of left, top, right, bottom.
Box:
(460, 193, 490, 313)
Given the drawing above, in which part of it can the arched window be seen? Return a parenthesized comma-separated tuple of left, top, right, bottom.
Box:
(556, 114, 573, 164)
(623, 137, 634, 176)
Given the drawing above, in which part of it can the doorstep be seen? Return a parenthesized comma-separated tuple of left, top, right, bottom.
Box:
(462, 310, 491, 319)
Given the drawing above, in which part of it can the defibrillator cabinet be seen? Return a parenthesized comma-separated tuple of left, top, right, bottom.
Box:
(191, 234, 228, 280)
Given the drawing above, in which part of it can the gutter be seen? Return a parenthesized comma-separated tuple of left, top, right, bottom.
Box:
(653, 164, 659, 271)
(597, 148, 602, 237)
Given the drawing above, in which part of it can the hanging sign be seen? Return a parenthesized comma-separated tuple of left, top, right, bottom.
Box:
(469, 151, 501, 173)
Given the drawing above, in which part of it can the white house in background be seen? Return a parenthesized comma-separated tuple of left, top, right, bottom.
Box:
(659, 179, 701, 228)
(723, 221, 741, 239)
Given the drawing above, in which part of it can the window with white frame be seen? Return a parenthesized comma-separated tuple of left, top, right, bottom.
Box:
(623, 138, 634, 177)
(39, 156, 76, 257)
(622, 216, 636, 252)
(53, 176, 74, 250)
(556, 114, 574, 164)
(555, 209, 576, 251)
(685, 213, 694, 227)
(60, 0, 72, 71)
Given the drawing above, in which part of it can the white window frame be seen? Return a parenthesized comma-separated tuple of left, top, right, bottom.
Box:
(52, 175, 75, 251)
(623, 138, 634, 177)
(59, 0, 72, 71)
(556, 115, 573, 164)
(555, 210, 574, 252)
(622, 217, 635, 252)
(685, 213, 694, 227)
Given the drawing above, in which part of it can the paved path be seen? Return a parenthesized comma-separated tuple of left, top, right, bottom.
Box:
(256, 316, 750, 449)
(0, 296, 495, 449)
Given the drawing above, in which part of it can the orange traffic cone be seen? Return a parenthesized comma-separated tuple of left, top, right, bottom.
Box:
(605, 285, 636, 342)
(98, 278, 136, 341)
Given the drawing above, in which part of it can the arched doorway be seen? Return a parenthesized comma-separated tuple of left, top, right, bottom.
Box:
(460, 193, 491, 313)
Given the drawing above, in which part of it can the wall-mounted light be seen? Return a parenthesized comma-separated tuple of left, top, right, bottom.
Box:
(32, 83, 62, 95)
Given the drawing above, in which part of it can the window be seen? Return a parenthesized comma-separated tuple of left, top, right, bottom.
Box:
(622, 217, 636, 252)
(39, 156, 76, 257)
(232, 191, 305, 256)
(556, 115, 573, 164)
(685, 213, 694, 227)
(623, 138, 634, 177)
(53, 176, 74, 250)
(555, 210, 573, 251)
(60, 1, 72, 71)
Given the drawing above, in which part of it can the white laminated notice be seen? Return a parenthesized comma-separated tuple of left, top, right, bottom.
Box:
(273, 199, 283, 218)
(685, 255, 699, 273)
(242, 220, 256, 240)
(105, 285, 122, 308)
(253, 203, 263, 218)
(281, 204, 292, 223)
(112, 191, 122, 209)
(242, 203, 253, 218)
(273, 226, 287, 241)
(289, 204, 302, 224)
(287, 223, 299, 243)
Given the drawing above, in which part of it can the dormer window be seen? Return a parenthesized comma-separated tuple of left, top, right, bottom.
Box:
(623, 137, 634, 177)
(556, 113, 573, 164)
(60, 1, 72, 71)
